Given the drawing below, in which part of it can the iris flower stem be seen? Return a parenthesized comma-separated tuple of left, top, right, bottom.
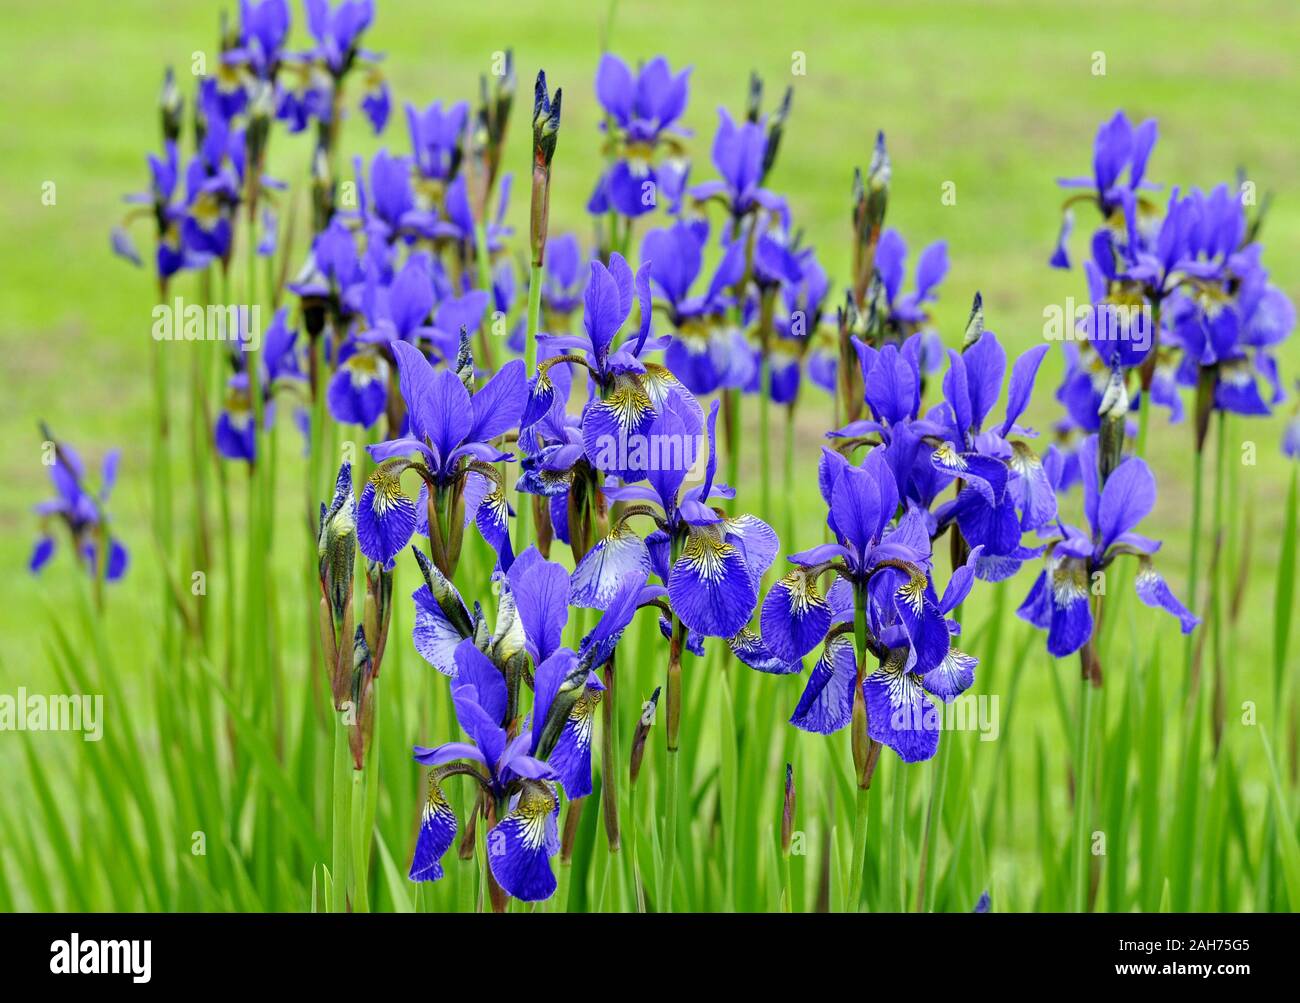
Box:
(1183, 432, 1207, 689)
(757, 288, 777, 528)
(1072, 677, 1095, 912)
(472, 222, 497, 371)
(1134, 300, 1160, 458)
(783, 403, 796, 558)
(847, 586, 873, 909)
(847, 785, 870, 911)
(723, 388, 740, 515)
(350, 768, 368, 912)
(889, 760, 909, 912)
(1210, 410, 1229, 751)
(330, 711, 353, 911)
(514, 261, 544, 552)
(600, 655, 621, 852)
(661, 616, 685, 912)
(914, 707, 951, 912)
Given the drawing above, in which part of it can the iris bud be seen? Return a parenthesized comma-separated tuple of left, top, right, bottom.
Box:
(629, 686, 661, 787)
(160, 67, 183, 144)
(1098, 366, 1129, 483)
(962, 291, 985, 350)
(531, 70, 562, 267)
(781, 763, 796, 854)
(318, 462, 357, 708)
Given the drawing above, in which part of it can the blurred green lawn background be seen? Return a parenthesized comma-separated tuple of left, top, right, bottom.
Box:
(1, 0, 1298, 909)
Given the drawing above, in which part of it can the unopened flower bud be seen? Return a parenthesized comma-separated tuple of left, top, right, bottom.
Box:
(781, 762, 796, 854)
(962, 291, 985, 350)
(318, 462, 356, 707)
(160, 67, 183, 144)
(1098, 366, 1129, 482)
(629, 686, 661, 787)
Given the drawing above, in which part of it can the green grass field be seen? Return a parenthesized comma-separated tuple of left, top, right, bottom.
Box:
(1, 0, 1298, 912)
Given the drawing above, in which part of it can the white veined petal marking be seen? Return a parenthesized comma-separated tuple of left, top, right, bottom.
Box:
(782, 569, 827, 616)
(684, 529, 737, 583)
(934, 441, 968, 471)
(604, 377, 653, 433)
(897, 573, 927, 614)
(513, 783, 558, 852)
(369, 461, 410, 516)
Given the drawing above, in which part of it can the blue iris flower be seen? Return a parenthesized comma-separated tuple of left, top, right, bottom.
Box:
(30, 435, 129, 584)
(1017, 435, 1197, 657)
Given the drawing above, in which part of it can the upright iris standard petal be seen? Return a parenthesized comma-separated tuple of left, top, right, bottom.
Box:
(1096, 456, 1156, 553)
(409, 774, 458, 881)
(863, 652, 941, 763)
(668, 524, 759, 638)
(789, 635, 856, 734)
(487, 781, 560, 902)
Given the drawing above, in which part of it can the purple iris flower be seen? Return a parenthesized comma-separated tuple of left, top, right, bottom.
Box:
(540, 233, 588, 316)
(406, 99, 468, 181)
(570, 398, 775, 642)
(875, 228, 949, 327)
(30, 437, 128, 583)
(355, 150, 439, 243)
(357, 341, 524, 567)
(115, 140, 191, 279)
(431, 172, 513, 253)
(1053, 110, 1159, 269)
(215, 309, 309, 462)
(738, 446, 974, 764)
(522, 252, 696, 484)
(587, 54, 691, 218)
(689, 108, 785, 220)
(408, 548, 650, 900)
(922, 333, 1057, 580)
(233, 0, 291, 79)
(1017, 436, 1197, 657)
(303, 0, 375, 76)
(410, 637, 563, 899)
(641, 219, 746, 394)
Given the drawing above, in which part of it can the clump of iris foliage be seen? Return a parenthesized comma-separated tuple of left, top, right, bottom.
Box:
(14, 0, 1299, 914)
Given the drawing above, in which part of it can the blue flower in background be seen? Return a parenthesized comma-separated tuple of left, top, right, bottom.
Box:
(30, 433, 129, 584)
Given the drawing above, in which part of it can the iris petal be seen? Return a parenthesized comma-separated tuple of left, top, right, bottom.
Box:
(487, 781, 560, 902)
(668, 525, 758, 638)
(760, 569, 832, 662)
(789, 635, 856, 734)
(863, 654, 941, 763)
(409, 774, 458, 882)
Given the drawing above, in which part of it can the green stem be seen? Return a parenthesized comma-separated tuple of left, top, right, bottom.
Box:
(515, 261, 544, 552)
(1073, 678, 1095, 912)
(1183, 438, 1206, 688)
(847, 586, 872, 909)
(331, 712, 353, 912)
(889, 760, 909, 912)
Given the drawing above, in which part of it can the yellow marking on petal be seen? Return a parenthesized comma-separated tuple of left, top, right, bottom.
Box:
(683, 527, 736, 583)
(604, 377, 653, 432)
(897, 573, 927, 613)
(933, 442, 967, 470)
